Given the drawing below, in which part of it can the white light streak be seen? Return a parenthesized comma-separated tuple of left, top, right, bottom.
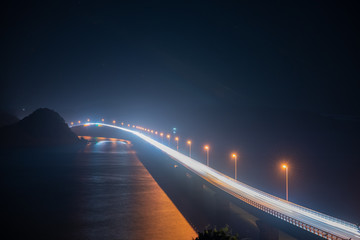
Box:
(79, 123, 360, 239)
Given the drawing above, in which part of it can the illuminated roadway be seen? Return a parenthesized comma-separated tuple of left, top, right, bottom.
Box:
(79, 123, 360, 240)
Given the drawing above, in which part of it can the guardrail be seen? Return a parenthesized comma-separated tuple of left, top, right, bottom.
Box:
(210, 179, 348, 240)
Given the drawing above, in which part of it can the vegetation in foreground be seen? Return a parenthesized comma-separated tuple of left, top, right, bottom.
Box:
(194, 225, 239, 240)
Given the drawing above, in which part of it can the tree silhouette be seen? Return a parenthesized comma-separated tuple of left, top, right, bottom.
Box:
(194, 225, 239, 240)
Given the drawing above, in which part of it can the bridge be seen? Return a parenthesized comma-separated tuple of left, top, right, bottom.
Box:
(76, 122, 360, 240)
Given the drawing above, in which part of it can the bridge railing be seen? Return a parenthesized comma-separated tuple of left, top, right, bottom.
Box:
(205, 175, 349, 240)
(81, 123, 359, 239)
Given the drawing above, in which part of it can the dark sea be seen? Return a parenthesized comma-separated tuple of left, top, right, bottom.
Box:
(0, 140, 196, 240)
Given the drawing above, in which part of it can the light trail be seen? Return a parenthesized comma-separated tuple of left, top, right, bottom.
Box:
(78, 123, 360, 240)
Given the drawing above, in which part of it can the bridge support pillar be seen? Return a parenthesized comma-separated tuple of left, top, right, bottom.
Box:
(256, 220, 279, 240)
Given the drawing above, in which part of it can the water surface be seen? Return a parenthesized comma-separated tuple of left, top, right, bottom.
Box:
(1, 140, 197, 240)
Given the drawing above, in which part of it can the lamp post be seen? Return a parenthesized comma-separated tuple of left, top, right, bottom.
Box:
(101, 118, 104, 123)
(160, 133, 164, 143)
(113, 120, 116, 124)
(166, 134, 171, 145)
(187, 140, 192, 157)
(282, 164, 289, 201)
(204, 145, 209, 166)
(175, 137, 179, 151)
(70, 122, 74, 126)
(232, 153, 237, 180)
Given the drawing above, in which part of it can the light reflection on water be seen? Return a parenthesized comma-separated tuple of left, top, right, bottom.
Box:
(76, 138, 197, 240)
(1, 138, 197, 240)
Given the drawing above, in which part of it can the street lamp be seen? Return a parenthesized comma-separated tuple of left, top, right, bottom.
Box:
(113, 120, 116, 124)
(175, 137, 179, 151)
(166, 134, 171, 145)
(101, 118, 104, 122)
(232, 153, 237, 180)
(70, 122, 74, 126)
(160, 133, 164, 142)
(78, 120, 81, 124)
(204, 145, 209, 166)
(187, 140, 192, 157)
(87, 118, 90, 122)
(282, 164, 289, 201)
(121, 122, 124, 126)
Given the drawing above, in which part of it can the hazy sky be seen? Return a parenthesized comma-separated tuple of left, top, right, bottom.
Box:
(2, 1, 360, 121)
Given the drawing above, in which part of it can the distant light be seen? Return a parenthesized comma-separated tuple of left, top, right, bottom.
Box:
(113, 120, 116, 124)
(204, 145, 209, 150)
(166, 134, 170, 139)
(160, 133, 164, 137)
(172, 127, 177, 134)
(127, 124, 130, 127)
(121, 122, 124, 125)
(232, 153, 237, 158)
(87, 118, 90, 122)
(187, 140, 191, 145)
(155, 131, 158, 135)
(282, 164, 287, 169)
(101, 118, 104, 122)
(133, 125, 135, 128)
(175, 137, 179, 141)
(70, 122, 74, 125)
(78, 120, 81, 124)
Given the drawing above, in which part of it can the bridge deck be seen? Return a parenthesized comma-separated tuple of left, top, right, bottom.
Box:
(82, 123, 360, 240)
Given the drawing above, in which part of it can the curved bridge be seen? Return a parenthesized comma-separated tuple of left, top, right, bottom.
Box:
(78, 123, 360, 240)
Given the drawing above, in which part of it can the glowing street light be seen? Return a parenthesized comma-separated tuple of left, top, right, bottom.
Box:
(282, 164, 289, 201)
(113, 120, 116, 124)
(204, 145, 209, 166)
(101, 118, 104, 122)
(160, 133, 164, 142)
(127, 124, 130, 127)
(187, 140, 192, 157)
(78, 120, 81, 124)
(166, 134, 171, 145)
(232, 153, 238, 180)
(70, 122, 74, 126)
(175, 137, 179, 151)
(121, 122, 124, 126)
(87, 118, 90, 122)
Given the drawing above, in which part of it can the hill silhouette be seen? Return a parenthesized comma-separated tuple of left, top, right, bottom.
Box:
(0, 108, 85, 147)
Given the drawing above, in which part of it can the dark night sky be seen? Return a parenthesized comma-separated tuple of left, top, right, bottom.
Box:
(2, 1, 360, 122)
(1, 1, 360, 221)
